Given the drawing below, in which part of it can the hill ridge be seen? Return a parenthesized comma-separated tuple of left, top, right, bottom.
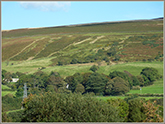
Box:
(2, 17, 163, 32)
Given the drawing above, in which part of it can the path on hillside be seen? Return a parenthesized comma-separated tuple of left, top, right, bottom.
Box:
(74, 37, 92, 45)
(9, 37, 46, 60)
(89, 36, 105, 44)
(47, 37, 92, 57)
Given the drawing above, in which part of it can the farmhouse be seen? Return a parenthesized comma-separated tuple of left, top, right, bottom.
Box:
(11, 78, 19, 82)
(3, 78, 19, 83)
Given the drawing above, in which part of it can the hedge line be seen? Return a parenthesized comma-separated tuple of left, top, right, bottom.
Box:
(126, 93, 163, 97)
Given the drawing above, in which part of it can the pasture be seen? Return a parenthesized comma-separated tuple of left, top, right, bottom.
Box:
(2, 61, 163, 78)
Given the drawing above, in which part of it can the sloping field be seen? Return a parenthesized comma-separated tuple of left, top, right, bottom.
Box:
(2, 19, 163, 63)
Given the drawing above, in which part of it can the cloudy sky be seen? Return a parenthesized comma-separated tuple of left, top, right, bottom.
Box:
(2, 1, 164, 30)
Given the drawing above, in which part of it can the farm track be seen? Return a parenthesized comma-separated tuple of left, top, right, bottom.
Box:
(47, 37, 92, 57)
(9, 37, 46, 60)
(74, 37, 92, 45)
(89, 35, 105, 44)
(33, 38, 54, 58)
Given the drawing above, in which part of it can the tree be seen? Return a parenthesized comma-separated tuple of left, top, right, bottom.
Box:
(64, 75, 77, 92)
(90, 65, 98, 72)
(16, 71, 25, 77)
(85, 72, 109, 95)
(109, 71, 132, 88)
(131, 76, 140, 86)
(2, 69, 7, 79)
(104, 77, 130, 95)
(45, 85, 57, 93)
(64, 73, 83, 93)
(140, 67, 161, 83)
(47, 75, 65, 89)
(74, 84, 85, 94)
(3, 72, 12, 83)
(136, 75, 144, 86)
(22, 92, 122, 122)
(15, 88, 24, 97)
(127, 98, 146, 122)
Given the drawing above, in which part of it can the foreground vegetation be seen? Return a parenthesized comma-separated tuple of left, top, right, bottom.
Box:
(2, 93, 163, 122)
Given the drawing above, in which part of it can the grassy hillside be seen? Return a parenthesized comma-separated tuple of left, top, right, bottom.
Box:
(2, 19, 163, 64)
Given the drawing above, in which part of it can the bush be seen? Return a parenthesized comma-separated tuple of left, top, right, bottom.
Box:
(131, 86, 141, 90)
(22, 93, 123, 122)
(2, 95, 22, 112)
(6, 110, 24, 122)
(89, 65, 98, 72)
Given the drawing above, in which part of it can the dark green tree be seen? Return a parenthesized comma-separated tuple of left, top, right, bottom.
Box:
(140, 67, 161, 83)
(90, 65, 98, 72)
(85, 72, 109, 95)
(2, 69, 7, 79)
(109, 71, 132, 88)
(131, 76, 140, 86)
(104, 77, 130, 95)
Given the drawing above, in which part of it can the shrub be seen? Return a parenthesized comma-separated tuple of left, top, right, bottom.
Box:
(131, 86, 141, 90)
(143, 100, 163, 122)
(2, 95, 22, 112)
(22, 93, 123, 122)
(107, 47, 116, 57)
(6, 110, 24, 122)
(89, 65, 98, 72)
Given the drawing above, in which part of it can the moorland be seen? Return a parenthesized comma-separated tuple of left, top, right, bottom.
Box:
(1, 18, 164, 122)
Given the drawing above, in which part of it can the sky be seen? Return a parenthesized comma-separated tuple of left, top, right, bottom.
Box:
(1, 1, 164, 30)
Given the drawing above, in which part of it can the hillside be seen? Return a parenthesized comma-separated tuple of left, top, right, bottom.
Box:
(2, 18, 163, 71)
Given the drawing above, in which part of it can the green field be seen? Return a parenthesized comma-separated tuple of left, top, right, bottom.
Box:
(2, 61, 163, 97)
(2, 61, 163, 78)
(2, 84, 11, 90)
(2, 90, 16, 97)
(2, 84, 16, 97)
(127, 78, 163, 94)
